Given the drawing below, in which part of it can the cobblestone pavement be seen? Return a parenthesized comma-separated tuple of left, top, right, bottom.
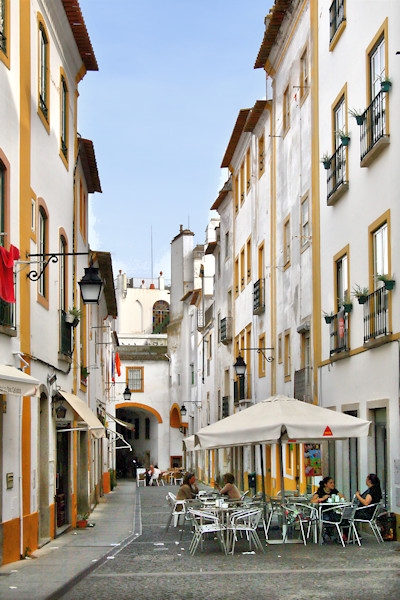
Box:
(61, 485, 400, 600)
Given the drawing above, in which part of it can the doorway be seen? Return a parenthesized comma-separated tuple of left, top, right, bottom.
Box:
(38, 393, 50, 543)
(56, 427, 70, 532)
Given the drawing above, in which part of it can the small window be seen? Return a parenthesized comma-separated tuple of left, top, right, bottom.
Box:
(127, 367, 144, 392)
(301, 196, 310, 247)
(240, 247, 245, 291)
(38, 206, 48, 298)
(153, 300, 169, 333)
(372, 221, 388, 290)
(246, 236, 252, 283)
(283, 85, 290, 132)
(234, 174, 239, 214)
(225, 231, 230, 260)
(234, 257, 239, 296)
(60, 74, 68, 160)
(300, 48, 309, 99)
(283, 217, 291, 266)
(0, 0, 8, 58)
(284, 330, 291, 380)
(258, 134, 265, 178)
(336, 253, 348, 308)
(329, 0, 345, 44)
(240, 162, 245, 205)
(246, 148, 251, 192)
(258, 334, 266, 378)
(39, 21, 49, 122)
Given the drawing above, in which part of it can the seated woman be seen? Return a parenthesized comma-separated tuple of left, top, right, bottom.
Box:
(311, 476, 345, 505)
(354, 474, 382, 520)
(176, 472, 199, 500)
(216, 473, 241, 501)
(311, 476, 346, 542)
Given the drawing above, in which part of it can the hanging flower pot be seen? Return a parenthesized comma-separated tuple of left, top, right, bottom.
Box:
(340, 135, 350, 147)
(380, 79, 392, 93)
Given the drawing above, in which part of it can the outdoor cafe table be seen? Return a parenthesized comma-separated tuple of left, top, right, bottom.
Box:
(205, 502, 247, 554)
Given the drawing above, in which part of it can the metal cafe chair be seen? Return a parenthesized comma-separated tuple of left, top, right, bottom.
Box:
(187, 508, 227, 555)
(352, 502, 386, 543)
(228, 507, 265, 555)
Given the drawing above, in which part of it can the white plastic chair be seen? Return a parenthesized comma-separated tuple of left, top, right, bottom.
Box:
(165, 492, 186, 531)
(136, 468, 147, 487)
(188, 508, 227, 555)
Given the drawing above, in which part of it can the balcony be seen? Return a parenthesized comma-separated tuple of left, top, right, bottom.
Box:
(329, 0, 345, 43)
(363, 287, 390, 343)
(294, 367, 312, 403)
(220, 317, 232, 344)
(329, 310, 349, 356)
(253, 278, 265, 314)
(360, 91, 390, 167)
(326, 144, 348, 205)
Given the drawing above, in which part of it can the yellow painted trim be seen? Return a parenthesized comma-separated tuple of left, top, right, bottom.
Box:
(310, 0, 321, 402)
(116, 401, 163, 424)
(20, 0, 32, 355)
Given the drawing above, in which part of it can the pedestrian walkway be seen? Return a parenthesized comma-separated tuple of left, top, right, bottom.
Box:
(0, 480, 139, 600)
(0, 481, 399, 600)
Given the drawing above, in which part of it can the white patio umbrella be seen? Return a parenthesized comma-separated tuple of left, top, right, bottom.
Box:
(182, 435, 198, 452)
(194, 394, 371, 498)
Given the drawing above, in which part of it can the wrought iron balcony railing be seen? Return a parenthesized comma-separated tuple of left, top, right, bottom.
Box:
(329, 310, 349, 356)
(0, 298, 15, 329)
(363, 287, 390, 342)
(329, 0, 345, 42)
(326, 144, 348, 203)
(220, 316, 232, 344)
(360, 91, 388, 162)
(253, 278, 265, 314)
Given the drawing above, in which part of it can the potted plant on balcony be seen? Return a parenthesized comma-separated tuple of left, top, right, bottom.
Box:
(377, 274, 396, 291)
(348, 108, 365, 126)
(352, 284, 369, 304)
(66, 306, 82, 327)
(341, 294, 353, 313)
(336, 129, 350, 147)
(321, 153, 332, 170)
(380, 77, 392, 93)
(323, 311, 334, 324)
(80, 365, 90, 384)
(76, 513, 89, 528)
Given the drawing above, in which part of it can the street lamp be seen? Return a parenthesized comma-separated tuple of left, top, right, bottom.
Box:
(180, 401, 201, 415)
(123, 386, 132, 402)
(233, 348, 274, 377)
(27, 252, 104, 305)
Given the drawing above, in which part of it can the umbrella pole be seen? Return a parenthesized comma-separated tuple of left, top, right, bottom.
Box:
(259, 444, 267, 524)
(279, 438, 287, 541)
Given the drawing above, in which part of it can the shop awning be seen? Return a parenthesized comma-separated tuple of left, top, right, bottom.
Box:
(106, 427, 132, 450)
(105, 411, 135, 431)
(58, 391, 105, 438)
(0, 365, 39, 397)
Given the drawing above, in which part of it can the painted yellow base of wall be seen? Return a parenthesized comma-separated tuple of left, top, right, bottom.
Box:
(103, 470, 111, 494)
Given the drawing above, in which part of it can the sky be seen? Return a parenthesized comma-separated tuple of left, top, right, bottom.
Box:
(78, 0, 273, 280)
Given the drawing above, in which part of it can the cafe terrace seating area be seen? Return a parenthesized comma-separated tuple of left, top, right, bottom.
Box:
(164, 488, 387, 554)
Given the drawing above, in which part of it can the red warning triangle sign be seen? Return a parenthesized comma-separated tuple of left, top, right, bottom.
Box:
(323, 426, 333, 437)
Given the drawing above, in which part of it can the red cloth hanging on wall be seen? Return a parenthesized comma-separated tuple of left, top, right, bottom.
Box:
(0, 245, 20, 303)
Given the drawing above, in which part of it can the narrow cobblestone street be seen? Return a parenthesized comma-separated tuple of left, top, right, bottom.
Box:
(60, 485, 400, 600)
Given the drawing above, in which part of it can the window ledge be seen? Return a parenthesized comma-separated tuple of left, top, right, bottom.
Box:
(361, 135, 390, 167)
(329, 349, 350, 362)
(0, 325, 17, 337)
(363, 334, 393, 349)
(327, 181, 349, 206)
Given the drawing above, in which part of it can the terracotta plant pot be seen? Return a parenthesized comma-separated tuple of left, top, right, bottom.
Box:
(76, 519, 88, 528)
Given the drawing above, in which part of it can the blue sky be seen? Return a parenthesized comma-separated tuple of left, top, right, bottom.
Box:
(78, 1, 272, 280)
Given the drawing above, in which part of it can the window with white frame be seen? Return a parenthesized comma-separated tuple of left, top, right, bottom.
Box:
(373, 221, 388, 289)
(370, 36, 385, 101)
(336, 253, 348, 307)
(39, 22, 49, 120)
(334, 96, 346, 149)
